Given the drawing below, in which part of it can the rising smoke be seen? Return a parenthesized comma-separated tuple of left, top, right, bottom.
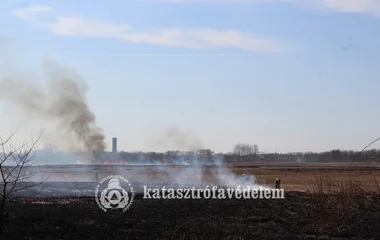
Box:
(0, 59, 106, 162)
(0, 48, 268, 196)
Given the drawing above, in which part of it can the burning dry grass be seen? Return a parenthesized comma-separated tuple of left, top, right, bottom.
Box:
(35, 165, 380, 194)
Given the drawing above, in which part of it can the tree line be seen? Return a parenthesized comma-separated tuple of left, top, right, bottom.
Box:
(114, 143, 380, 164)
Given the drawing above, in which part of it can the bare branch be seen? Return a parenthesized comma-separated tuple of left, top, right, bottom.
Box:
(349, 136, 380, 169)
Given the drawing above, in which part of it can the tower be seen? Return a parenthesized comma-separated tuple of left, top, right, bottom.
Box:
(112, 137, 117, 153)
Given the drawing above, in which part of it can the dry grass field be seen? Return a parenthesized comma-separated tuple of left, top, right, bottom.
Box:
(229, 161, 380, 168)
(230, 167, 380, 193)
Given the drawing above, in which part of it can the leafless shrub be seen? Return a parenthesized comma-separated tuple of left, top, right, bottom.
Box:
(0, 119, 49, 237)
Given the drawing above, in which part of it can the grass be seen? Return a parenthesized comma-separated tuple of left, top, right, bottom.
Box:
(229, 161, 380, 167)
(231, 167, 380, 192)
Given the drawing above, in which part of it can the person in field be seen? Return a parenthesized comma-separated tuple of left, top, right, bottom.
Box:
(275, 178, 281, 189)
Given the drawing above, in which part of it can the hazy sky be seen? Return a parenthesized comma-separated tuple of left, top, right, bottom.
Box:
(0, 0, 380, 153)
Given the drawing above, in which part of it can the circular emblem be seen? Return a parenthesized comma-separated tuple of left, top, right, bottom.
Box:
(95, 175, 135, 212)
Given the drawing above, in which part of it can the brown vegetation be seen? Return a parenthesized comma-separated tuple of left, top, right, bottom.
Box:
(231, 167, 380, 192)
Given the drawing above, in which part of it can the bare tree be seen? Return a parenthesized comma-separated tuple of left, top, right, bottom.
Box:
(0, 126, 47, 236)
(233, 143, 259, 161)
(197, 149, 214, 162)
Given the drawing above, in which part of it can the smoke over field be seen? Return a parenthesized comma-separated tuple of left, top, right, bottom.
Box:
(0, 56, 267, 196)
(0, 60, 106, 162)
(18, 156, 268, 197)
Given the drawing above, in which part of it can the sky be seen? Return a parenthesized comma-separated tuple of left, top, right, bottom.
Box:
(0, 0, 380, 153)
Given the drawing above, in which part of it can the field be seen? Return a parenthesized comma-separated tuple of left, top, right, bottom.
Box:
(2, 163, 380, 239)
(231, 167, 380, 192)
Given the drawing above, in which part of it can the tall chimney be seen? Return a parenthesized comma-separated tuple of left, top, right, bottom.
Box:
(112, 137, 117, 153)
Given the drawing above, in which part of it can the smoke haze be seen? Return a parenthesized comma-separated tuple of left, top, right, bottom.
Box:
(0, 59, 106, 161)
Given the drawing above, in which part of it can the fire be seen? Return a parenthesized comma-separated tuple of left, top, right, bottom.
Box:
(103, 161, 127, 165)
